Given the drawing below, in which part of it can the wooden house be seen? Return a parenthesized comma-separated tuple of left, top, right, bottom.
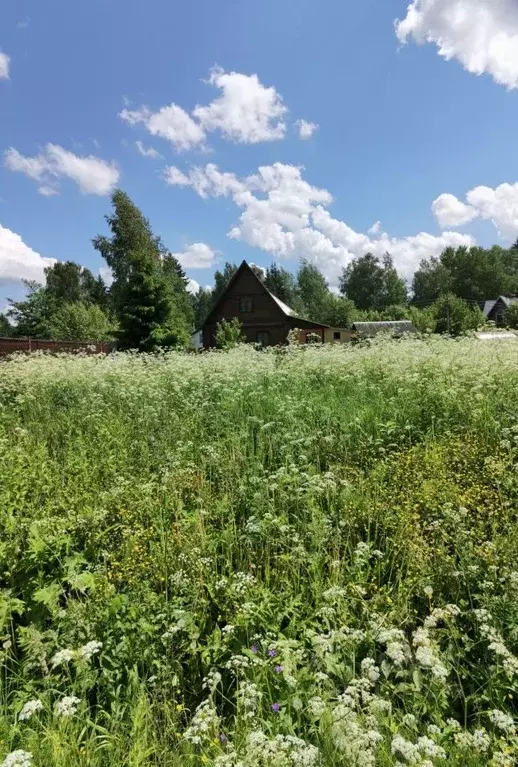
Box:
(199, 260, 332, 348)
(483, 296, 518, 326)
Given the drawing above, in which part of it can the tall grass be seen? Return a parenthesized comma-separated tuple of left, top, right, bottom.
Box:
(1, 338, 518, 766)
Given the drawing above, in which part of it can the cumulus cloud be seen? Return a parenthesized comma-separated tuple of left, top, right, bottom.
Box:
(171, 242, 217, 269)
(0, 224, 55, 284)
(135, 141, 161, 159)
(0, 52, 10, 79)
(4, 144, 119, 195)
(187, 278, 200, 294)
(120, 105, 205, 152)
(367, 220, 382, 236)
(432, 193, 478, 227)
(166, 161, 474, 283)
(433, 182, 518, 240)
(121, 67, 289, 151)
(396, 0, 518, 90)
(295, 119, 319, 140)
(194, 67, 287, 143)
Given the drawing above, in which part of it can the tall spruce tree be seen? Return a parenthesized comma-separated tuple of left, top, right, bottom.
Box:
(94, 190, 192, 348)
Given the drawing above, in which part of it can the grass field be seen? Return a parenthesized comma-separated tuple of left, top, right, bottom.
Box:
(2, 338, 518, 766)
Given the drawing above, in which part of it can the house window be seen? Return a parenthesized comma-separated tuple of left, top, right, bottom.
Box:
(240, 296, 253, 313)
(257, 331, 270, 347)
(333, 331, 341, 341)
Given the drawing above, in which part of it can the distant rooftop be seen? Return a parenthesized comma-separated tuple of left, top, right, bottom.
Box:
(352, 320, 417, 336)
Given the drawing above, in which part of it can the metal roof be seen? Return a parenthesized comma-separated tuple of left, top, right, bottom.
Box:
(352, 321, 417, 335)
(483, 296, 518, 317)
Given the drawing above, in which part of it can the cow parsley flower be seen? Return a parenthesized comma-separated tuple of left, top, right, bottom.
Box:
(489, 709, 515, 733)
(78, 640, 102, 661)
(54, 695, 81, 717)
(50, 648, 74, 669)
(184, 699, 219, 746)
(18, 699, 43, 721)
(1, 751, 32, 767)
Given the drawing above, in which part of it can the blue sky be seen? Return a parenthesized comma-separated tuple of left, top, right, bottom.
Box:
(2, 0, 518, 308)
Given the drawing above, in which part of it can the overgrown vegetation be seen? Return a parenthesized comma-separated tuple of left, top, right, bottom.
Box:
(2, 339, 518, 766)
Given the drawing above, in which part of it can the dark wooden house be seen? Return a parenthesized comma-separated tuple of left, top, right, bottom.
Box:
(483, 296, 518, 325)
(200, 261, 329, 348)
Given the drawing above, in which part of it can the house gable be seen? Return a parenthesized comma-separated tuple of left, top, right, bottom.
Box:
(202, 261, 328, 348)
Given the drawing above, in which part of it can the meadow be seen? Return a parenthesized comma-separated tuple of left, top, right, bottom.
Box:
(2, 338, 518, 766)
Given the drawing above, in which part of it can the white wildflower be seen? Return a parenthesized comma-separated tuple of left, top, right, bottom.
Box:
(473, 729, 491, 751)
(417, 736, 446, 760)
(50, 648, 74, 669)
(202, 669, 222, 691)
(423, 586, 433, 597)
(427, 724, 441, 736)
(18, 699, 43, 721)
(391, 735, 421, 764)
(184, 699, 219, 746)
(361, 657, 380, 684)
(54, 695, 80, 717)
(492, 752, 515, 767)
(308, 696, 326, 719)
(489, 709, 515, 733)
(0, 751, 32, 767)
(78, 640, 102, 660)
(402, 713, 417, 727)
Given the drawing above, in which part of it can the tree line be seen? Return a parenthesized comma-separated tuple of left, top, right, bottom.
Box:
(2, 189, 518, 347)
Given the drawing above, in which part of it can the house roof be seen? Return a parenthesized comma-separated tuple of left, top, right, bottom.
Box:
(202, 260, 329, 329)
(483, 296, 518, 317)
(352, 320, 417, 335)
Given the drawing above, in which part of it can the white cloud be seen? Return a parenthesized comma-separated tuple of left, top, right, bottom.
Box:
(187, 278, 200, 294)
(0, 224, 55, 283)
(0, 52, 10, 79)
(194, 67, 287, 143)
(4, 144, 119, 195)
(168, 161, 474, 284)
(38, 185, 59, 197)
(171, 242, 217, 269)
(120, 105, 205, 152)
(295, 119, 319, 140)
(367, 220, 382, 236)
(433, 182, 518, 240)
(125, 67, 289, 151)
(135, 140, 161, 159)
(99, 265, 114, 287)
(432, 193, 478, 227)
(396, 0, 518, 90)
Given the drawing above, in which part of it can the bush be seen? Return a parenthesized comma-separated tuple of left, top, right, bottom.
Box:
(215, 317, 245, 349)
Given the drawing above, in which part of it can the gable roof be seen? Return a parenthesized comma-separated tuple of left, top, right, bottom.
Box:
(202, 260, 328, 328)
(483, 296, 518, 317)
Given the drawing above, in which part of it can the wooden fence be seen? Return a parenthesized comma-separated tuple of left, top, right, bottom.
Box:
(0, 337, 115, 358)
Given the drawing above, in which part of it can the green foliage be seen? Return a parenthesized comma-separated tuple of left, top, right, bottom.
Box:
(117, 250, 188, 351)
(193, 286, 213, 328)
(7, 281, 55, 338)
(505, 302, 518, 329)
(44, 261, 108, 308)
(296, 259, 330, 321)
(340, 252, 407, 310)
(413, 245, 518, 305)
(0, 312, 12, 336)
(213, 263, 238, 304)
(264, 263, 299, 308)
(2, 341, 518, 764)
(94, 190, 192, 349)
(215, 317, 244, 349)
(48, 303, 115, 342)
(431, 293, 483, 335)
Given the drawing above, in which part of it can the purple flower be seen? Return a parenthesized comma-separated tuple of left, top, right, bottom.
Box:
(250, 644, 259, 654)
(219, 734, 227, 744)
(274, 665, 283, 674)
(271, 702, 281, 713)
(268, 648, 277, 658)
